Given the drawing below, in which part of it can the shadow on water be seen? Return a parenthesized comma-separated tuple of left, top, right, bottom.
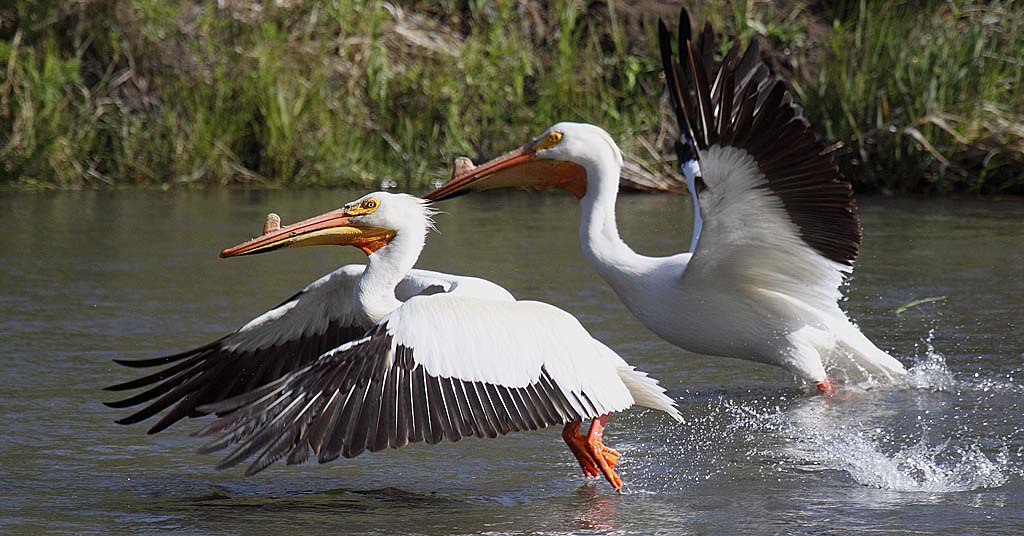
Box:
(155, 485, 460, 517)
(186, 485, 460, 510)
(120, 483, 631, 535)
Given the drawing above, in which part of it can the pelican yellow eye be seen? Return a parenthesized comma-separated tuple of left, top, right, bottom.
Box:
(345, 197, 380, 216)
(535, 131, 563, 150)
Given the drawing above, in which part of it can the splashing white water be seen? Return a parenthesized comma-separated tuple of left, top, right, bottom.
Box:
(716, 382, 1015, 493)
(629, 330, 1020, 494)
(905, 328, 1023, 394)
(794, 423, 1010, 492)
(905, 329, 959, 391)
(719, 401, 1013, 492)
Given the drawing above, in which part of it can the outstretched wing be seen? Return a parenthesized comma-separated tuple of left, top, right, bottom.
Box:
(105, 265, 460, 434)
(658, 10, 861, 312)
(194, 294, 640, 475)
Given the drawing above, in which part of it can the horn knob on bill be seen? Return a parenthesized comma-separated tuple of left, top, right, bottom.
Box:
(263, 213, 281, 235)
(452, 157, 476, 180)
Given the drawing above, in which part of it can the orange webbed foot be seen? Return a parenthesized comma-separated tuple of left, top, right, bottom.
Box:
(564, 416, 625, 491)
(585, 414, 623, 492)
(600, 444, 621, 469)
(563, 421, 600, 477)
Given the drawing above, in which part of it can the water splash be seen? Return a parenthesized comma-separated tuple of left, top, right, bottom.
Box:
(906, 328, 958, 391)
(628, 329, 1020, 495)
(791, 423, 1010, 492)
(712, 377, 1017, 493)
(905, 328, 1023, 394)
(720, 398, 1014, 492)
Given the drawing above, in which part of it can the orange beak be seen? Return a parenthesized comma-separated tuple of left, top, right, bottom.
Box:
(425, 146, 587, 201)
(220, 208, 395, 258)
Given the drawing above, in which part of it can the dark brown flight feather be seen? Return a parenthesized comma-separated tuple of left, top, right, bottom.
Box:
(104, 272, 367, 434)
(659, 8, 861, 267)
(193, 325, 595, 476)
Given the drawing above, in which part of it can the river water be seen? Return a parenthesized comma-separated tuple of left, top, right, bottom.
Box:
(2, 189, 1022, 535)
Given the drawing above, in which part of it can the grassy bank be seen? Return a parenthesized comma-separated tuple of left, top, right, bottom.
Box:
(800, 0, 1024, 194)
(1, 1, 1021, 193)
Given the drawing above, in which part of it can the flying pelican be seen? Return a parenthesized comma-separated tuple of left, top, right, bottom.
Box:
(425, 9, 906, 394)
(106, 192, 681, 490)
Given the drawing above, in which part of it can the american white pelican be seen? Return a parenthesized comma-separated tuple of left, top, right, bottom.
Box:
(425, 9, 906, 394)
(106, 192, 681, 490)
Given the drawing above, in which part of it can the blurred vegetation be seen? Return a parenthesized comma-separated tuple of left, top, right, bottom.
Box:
(799, 0, 1024, 194)
(0, 0, 1021, 194)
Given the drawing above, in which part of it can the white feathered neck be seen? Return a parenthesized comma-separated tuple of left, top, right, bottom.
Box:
(352, 194, 435, 326)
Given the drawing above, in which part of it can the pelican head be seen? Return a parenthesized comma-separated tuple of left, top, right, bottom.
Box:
(426, 122, 623, 201)
(220, 192, 434, 258)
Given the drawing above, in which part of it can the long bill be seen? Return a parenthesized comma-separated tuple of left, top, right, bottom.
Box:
(425, 146, 586, 201)
(220, 209, 395, 258)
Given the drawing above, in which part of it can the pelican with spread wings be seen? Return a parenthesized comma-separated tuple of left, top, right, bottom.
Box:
(425, 9, 906, 393)
(106, 192, 681, 490)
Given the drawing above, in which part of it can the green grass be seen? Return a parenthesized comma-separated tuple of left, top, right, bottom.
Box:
(0, 0, 662, 189)
(1, 1, 1021, 193)
(799, 0, 1024, 194)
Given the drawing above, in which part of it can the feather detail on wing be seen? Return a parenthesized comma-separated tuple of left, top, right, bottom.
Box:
(104, 265, 475, 434)
(658, 9, 861, 313)
(193, 294, 662, 475)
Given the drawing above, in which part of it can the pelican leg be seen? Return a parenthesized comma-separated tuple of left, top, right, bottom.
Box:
(600, 442, 621, 468)
(585, 414, 623, 492)
(562, 421, 600, 477)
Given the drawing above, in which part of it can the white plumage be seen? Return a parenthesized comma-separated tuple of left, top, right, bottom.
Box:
(389, 296, 628, 395)
(108, 191, 679, 491)
(425, 9, 907, 393)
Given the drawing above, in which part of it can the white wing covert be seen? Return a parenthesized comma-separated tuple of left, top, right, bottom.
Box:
(194, 294, 644, 475)
(658, 14, 861, 313)
(105, 265, 474, 433)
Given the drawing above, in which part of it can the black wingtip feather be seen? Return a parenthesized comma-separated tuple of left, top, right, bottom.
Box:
(678, 8, 691, 42)
(111, 354, 190, 369)
(193, 330, 596, 475)
(659, 6, 861, 267)
(104, 378, 183, 408)
(106, 316, 366, 434)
